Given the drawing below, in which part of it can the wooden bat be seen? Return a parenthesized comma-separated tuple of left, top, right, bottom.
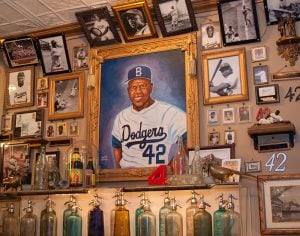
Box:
(210, 59, 222, 83)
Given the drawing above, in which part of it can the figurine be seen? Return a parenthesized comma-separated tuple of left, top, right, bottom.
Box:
(258, 110, 283, 124)
(2, 174, 22, 191)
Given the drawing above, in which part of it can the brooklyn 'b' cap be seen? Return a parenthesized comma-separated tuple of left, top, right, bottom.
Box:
(126, 65, 152, 82)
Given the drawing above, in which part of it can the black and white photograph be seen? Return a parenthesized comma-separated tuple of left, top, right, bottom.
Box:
(207, 109, 219, 125)
(223, 107, 235, 124)
(224, 129, 235, 144)
(68, 120, 79, 136)
(37, 77, 48, 90)
(36, 91, 48, 108)
(153, 0, 197, 36)
(73, 46, 88, 71)
(251, 46, 267, 62)
(255, 84, 280, 104)
(264, 0, 300, 25)
(208, 131, 220, 145)
(238, 105, 251, 123)
(253, 65, 269, 85)
(36, 33, 71, 76)
(1, 114, 13, 132)
(76, 7, 121, 47)
(56, 122, 67, 136)
(201, 22, 222, 50)
(218, 0, 261, 46)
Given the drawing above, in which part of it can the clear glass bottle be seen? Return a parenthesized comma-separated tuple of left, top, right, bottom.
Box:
(85, 156, 96, 188)
(20, 200, 38, 236)
(66, 203, 82, 236)
(136, 192, 146, 236)
(138, 198, 156, 236)
(172, 136, 189, 175)
(186, 190, 199, 236)
(165, 197, 183, 236)
(3, 202, 20, 236)
(213, 193, 227, 236)
(191, 146, 203, 177)
(63, 195, 76, 236)
(222, 194, 241, 236)
(194, 195, 212, 236)
(114, 192, 130, 236)
(48, 155, 60, 189)
(69, 147, 83, 187)
(88, 194, 104, 236)
(159, 191, 171, 236)
(40, 197, 57, 236)
(34, 145, 48, 190)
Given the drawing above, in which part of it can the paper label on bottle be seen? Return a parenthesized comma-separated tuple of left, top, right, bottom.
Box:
(69, 169, 82, 185)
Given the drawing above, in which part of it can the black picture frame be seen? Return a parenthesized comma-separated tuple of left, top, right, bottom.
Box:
(76, 7, 121, 47)
(255, 84, 280, 104)
(217, 0, 261, 46)
(153, 0, 197, 37)
(36, 33, 72, 76)
(2, 36, 39, 68)
(263, 0, 300, 25)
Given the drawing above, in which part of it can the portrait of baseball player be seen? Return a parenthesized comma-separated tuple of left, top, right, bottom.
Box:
(99, 49, 187, 169)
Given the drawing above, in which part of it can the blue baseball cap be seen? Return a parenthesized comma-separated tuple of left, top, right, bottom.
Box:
(126, 66, 152, 82)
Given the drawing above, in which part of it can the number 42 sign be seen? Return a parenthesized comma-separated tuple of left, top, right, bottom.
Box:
(265, 152, 287, 172)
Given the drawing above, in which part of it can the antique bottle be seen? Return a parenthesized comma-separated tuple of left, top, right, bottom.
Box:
(88, 194, 104, 236)
(213, 193, 227, 236)
(135, 192, 146, 236)
(34, 144, 48, 190)
(63, 195, 76, 236)
(3, 202, 20, 236)
(40, 197, 57, 236)
(172, 135, 189, 175)
(85, 156, 96, 188)
(159, 191, 171, 236)
(20, 200, 38, 236)
(194, 195, 212, 236)
(191, 146, 204, 178)
(69, 147, 83, 187)
(110, 191, 121, 236)
(48, 155, 60, 189)
(138, 198, 156, 236)
(66, 203, 82, 236)
(114, 192, 130, 236)
(165, 197, 183, 236)
(222, 194, 241, 236)
(186, 190, 199, 236)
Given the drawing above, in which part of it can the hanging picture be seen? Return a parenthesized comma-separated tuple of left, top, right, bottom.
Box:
(207, 109, 220, 125)
(73, 45, 89, 71)
(223, 107, 235, 124)
(201, 22, 222, 50)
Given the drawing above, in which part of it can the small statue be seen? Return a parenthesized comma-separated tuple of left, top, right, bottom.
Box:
(258, 110, 283, 124)
(286, 13, 296, 37)
(2, 175, 22, 191)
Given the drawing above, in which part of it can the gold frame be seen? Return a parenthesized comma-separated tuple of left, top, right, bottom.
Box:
(88, 33, 199, 182)
(202, 48, 248, 105)
(48, 72, 84, 120)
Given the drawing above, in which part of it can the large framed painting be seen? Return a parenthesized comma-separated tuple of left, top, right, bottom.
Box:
(217, 0, 261, 46)
(88, 33, 199, 182)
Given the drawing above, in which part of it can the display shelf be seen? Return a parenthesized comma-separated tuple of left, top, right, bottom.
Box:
(0, 188, 89, 197)
(121, 184, 217, 192)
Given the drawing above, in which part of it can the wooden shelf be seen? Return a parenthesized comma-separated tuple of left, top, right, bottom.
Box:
(0, 188, 89, 197)
(121, 184, 214, 192)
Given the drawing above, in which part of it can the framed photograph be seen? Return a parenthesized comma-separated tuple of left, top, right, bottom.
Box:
(13, 109, 44, 139)
(222, 158, 241, 183)
(258, 174, 300, 234)
(189, 144, 235, 162)
(224, 129, 235, 144)
(5, 66, 34, 109)
(36, 91, 48, 108)
(68, 120, 79, 136)
(153, 0, 197, 37)
(208, 131, 220, 146)
(251, 46, 267, 62)
(263, 0, 300, 25)
(36, 33, 72, 76)
(201, 22, 222, 50)
(2, 36, 39, 68)
(56, 122, 67, 137)
(76, 7, 121, 47)
(37, 77, 48, 90)
(48, 71, 84, 120)
(112, 1, 157, 42)
(73, 45, 88, 71)
(217, 0, 260, 46)
(272, 71, 300, 81)
(201, 48, 248, 105)
(207, 109, 219, 125)
(238, 105, 252, 123)
(253, 65, 269, 85)
(245, 160, 261, 173)
(255, 84, 280, 104)
(223, 107, 235, 124)
(45, 123, 56, 138)
(1, 114, 13, 132)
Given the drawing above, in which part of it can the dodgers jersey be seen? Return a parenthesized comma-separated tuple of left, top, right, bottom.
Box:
(112, 100, 186, 168)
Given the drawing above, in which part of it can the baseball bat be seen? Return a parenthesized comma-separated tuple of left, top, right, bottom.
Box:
(210, 59, 223, 83)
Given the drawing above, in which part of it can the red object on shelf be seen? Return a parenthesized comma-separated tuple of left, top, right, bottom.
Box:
(147, 165, 167, 185)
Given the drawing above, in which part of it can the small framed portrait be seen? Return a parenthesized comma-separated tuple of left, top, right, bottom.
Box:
(224, 130, 235, 145)
(112, 1, 157, 42)
(73, 45, 89, 71)
(5, 66, 34, 109)
(253, 65, 269, 85)
(2, 36, 39, 68)
(56, 122, 67, 137)
(36, 33, 72, 76)
(76, 7, 121, 47)
(36, 91, 48, 108)
(245, 160, 261, 173)
(251, 46, 267, 62)
(153, 0, 198, 37)
(222, 107, 235, 124)
(201, 22, 222, 50)
(207, 109, 219, 125)
(45, 123, 56, 138)
(217, 0, 260, 46)
(255, 84, 280, 104)
(222, 159, 241, 183)
(1, 114, 13, 132)
(208, 131, 220, 146)
(68, 120, 79, 136)
(238, 105, 252, 123)
(37, 77, 48, 90)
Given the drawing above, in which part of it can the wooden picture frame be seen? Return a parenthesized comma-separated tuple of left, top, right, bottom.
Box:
(37, 77, 48, 91)
(253, 65, 269, 85)
(88, 33, 199, 182)
(1, 114, 13, 132)
(202, 48, 248, 105)
(263, 0, 300, 25)
(5, 66, 34, 109)
(72, 45, 89, 71)
(36, 91, 48, 108)
(112, 1, 157, 42)
(255, 84, 280, 104)
(222, 107, 235, 124)
(76, 7, 121, 47)
(218, 0, 261, 46)
(251, 46, 267, 62)
(245, 160, 261, 173)
(2, 36, 39, 68)
(36, 33, 72, 76)
(238, 105, 252, 123)
(48, 72, 84, 120)
(258, 174, 300, 234)
(153, 0, 197, 37)
(201, 22, 222, 50)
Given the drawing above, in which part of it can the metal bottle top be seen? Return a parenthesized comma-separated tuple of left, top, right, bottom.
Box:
(170, 197, 181, 211)
(64, 195, 76, 208)
(227, 194, 237, 210)
(143, 198, 152, 211)
(138, 192, 146, 207)
(89, 194, 101, 208)
(198, 195, 211, 210)
(162, 191, 170, 205)
(23, 200, 34, 214)
(216, 193, 226, 208)
(8, 202, 15, 214)
(71, 203, 82, 214)
(186, 190, 199, 205)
